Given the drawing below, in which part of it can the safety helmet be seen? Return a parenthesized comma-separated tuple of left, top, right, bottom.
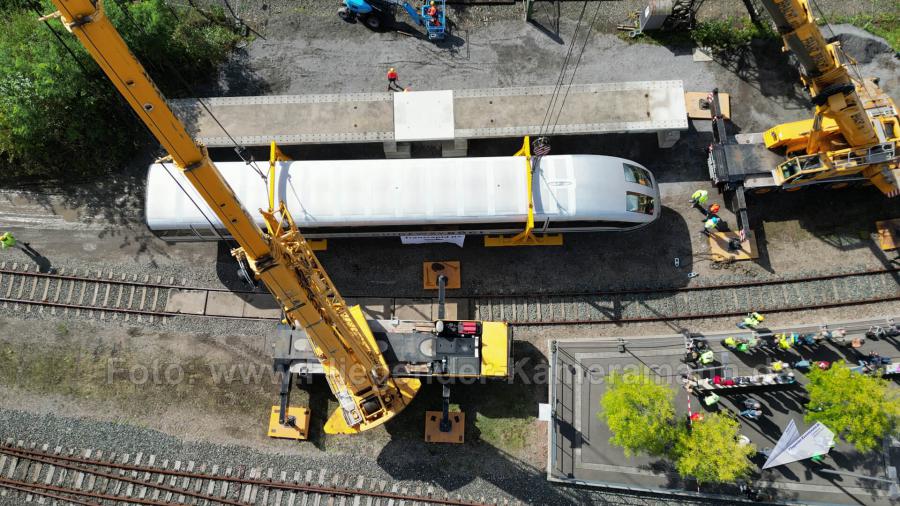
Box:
(430, 1, 435, 4)
(709, 203, 720, 213)
(756, 314, 765, 321)
(389, 67, 395, 72)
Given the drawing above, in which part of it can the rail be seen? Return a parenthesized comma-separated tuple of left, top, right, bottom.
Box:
(0, 442, 492, 506)
(1, 263, 897, 325)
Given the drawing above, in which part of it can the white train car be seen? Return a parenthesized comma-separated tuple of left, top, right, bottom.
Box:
(145, 155, 660, 242)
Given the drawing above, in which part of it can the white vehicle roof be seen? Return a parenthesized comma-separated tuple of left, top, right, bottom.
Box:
(145, 155, 657, 230)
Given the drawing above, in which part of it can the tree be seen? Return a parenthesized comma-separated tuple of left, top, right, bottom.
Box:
(0, 0, 242, 183)
(805, 361, 900, 453)
(599, 368, 678, 457)
(674, 412, 755, 485)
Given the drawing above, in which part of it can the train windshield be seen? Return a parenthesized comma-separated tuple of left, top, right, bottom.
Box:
(623, 163, 652, 187)
(626, 192, 655, 215)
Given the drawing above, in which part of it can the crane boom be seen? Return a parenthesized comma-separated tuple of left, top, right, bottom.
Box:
(759, 0, 877, 147)
(48, 0, 418, 433)
(756, 0, 899, 195)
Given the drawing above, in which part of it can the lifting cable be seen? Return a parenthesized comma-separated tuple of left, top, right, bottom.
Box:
(549, 0, 602, 137)
(535, 0, 602, 152)
(536, 0, 589, 143)
(110, 0, 267, 180)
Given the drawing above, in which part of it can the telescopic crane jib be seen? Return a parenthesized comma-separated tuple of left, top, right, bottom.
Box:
(44, 0, 422, 434)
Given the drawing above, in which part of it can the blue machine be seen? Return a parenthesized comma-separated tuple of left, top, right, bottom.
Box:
(338, 0, 447, 40)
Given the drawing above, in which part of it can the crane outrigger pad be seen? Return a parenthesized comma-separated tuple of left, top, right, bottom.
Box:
(424, 411, 465, 444)
(423, 261, 460, 289)
(708, 231, 758, 262)
(267, 406, 310, 440)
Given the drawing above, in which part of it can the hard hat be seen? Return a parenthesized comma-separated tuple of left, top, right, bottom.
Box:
(430, 1, 435, 4)
(389, 67, 395, 72)
(709, 203, 720, 213)
(757, 314, 765, 321)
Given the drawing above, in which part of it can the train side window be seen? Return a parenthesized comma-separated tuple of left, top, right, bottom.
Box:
(623, 163, 652, 187)
(626, 192, 655, 215)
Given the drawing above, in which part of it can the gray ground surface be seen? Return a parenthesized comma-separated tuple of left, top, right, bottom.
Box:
(1, 2, 899, 504)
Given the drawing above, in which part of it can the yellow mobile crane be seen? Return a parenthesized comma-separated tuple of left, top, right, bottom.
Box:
(45, 0, 509, 436)
(707, 0, 899, 236)
(758, 0, 899, 194)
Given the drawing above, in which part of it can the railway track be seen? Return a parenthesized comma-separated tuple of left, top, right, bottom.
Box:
(0, 441, 497, 506)
(471, 268, 900, 325)
(0, 263, 174, 324)
(1, 263, 898, 325)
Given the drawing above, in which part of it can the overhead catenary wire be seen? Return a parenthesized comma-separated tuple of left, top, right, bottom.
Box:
(26, 0, 90, 75)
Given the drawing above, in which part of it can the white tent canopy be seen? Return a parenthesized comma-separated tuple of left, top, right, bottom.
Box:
(763, 420, 835, 469)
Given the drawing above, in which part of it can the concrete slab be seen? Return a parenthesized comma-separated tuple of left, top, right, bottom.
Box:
(393, 90, 454, 141)
(204, 291, 247, 317)
(708, 230, 759, 261)
(393, 298, 432, 320)
(241, 293, 281, 319)
(164, 289, 208, 315)
(170, 94, 393, 145)
(432, 298, 470, 320)
(170, 81, 687, 148)
(685, 91, 730, 119)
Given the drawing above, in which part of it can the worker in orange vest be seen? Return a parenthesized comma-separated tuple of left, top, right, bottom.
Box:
(426, 0, 438, 19)
(387, 68, 401, 92)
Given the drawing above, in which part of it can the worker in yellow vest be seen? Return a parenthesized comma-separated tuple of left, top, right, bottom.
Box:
(0, 232, 15, 250)
(0, 232, 38, 256)
(736, 312, 764, 330)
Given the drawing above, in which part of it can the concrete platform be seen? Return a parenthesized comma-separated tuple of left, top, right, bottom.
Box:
(548, 316, 900, 505)
(169, 81, 688, 154)
(165, 289, 208, 315)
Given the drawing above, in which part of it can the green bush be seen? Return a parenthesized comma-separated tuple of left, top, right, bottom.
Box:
(691, 17, 776, 51)
(0, 0, 242, 184)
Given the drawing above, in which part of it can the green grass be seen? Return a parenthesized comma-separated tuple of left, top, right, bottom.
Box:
(690, 17, 777, 51)
(623, 16, 777, 50)
(0, 339, 274, 420)
(830, 12, 900, 52)
(474, 413, 534, 452)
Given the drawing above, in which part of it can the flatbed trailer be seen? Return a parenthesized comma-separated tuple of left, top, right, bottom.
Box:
(706, 89, 871, 236)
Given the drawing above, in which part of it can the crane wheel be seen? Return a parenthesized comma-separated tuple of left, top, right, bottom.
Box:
(363, 14, 381, 29)
(338, 7, 353, 22)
